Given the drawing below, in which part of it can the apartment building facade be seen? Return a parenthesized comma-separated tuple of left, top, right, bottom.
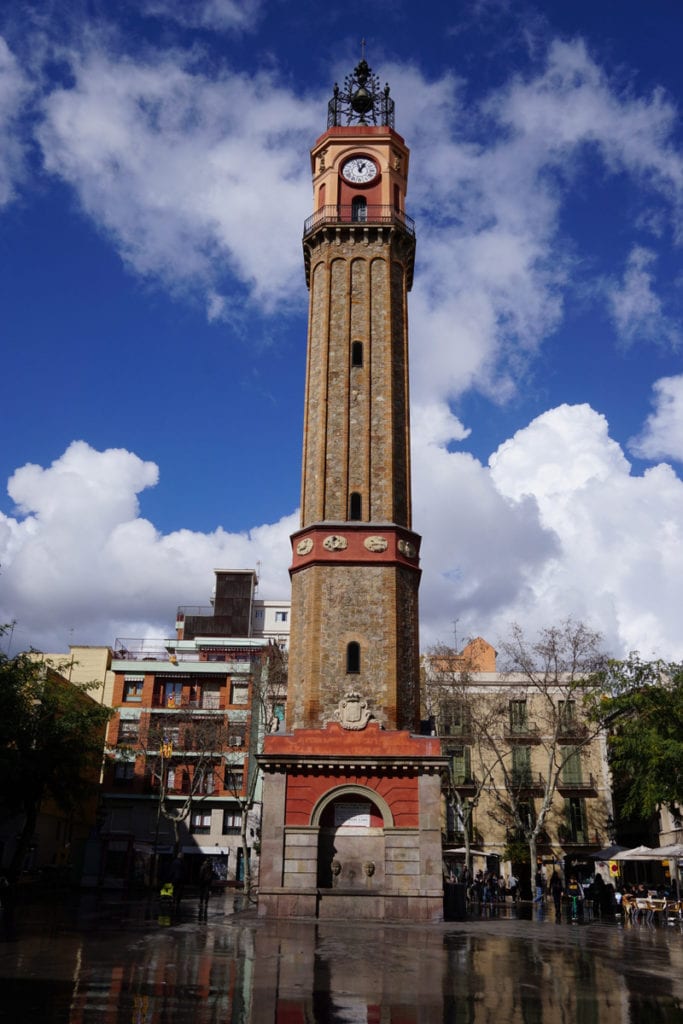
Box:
(425, 639, 615, 888)
(101, 633, 281, 889)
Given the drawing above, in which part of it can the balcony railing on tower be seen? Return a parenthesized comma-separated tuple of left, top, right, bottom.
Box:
(303, 204, 415, 238)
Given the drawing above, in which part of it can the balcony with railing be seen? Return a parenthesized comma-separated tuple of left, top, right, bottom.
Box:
(557, 772, 597, 793)
(557, 719, 589, 740)
(504, 722, 541, 742)
(557, 824, 602, 847)
(440, 709, 473, 742)
(303, 204, 415, 239)
(510, 771, 546, 794)
(451, 773, 477, 794)
(150, 692, 226, 711)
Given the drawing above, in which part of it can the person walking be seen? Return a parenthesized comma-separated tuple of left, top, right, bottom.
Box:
(549, 870, 563, 922)
(198, 858, 213, 917)
(533, 868, 545, 904)
(566, 876, 584, 921)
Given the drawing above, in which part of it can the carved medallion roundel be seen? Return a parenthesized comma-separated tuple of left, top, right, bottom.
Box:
(323, 534, 348, 552)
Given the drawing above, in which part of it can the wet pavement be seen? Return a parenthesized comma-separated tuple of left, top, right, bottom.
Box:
(0, 890, 682, 1023)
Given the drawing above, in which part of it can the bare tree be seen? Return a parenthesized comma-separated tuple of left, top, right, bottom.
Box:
(222, 643, 288, 897)
(423, 643, 495, 873)
(426, 622, 610, 883)
(139, 710, 231, 871)
(481, 619, 608, 874)
(114, 643, 288, 894)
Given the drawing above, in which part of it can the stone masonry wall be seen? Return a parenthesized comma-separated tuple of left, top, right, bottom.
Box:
(300, 229, 414, 528)
(287, 560, 420, 731)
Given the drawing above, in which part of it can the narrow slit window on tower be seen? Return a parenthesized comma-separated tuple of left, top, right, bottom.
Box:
(351, 341, 363, 367)
(346, 641, 360, 674)
(349, 492, 362, 520)
(351, 196, 367, 222)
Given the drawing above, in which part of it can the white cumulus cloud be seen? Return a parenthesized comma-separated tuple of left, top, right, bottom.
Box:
(486, 404, 683, 659)
(37, 48, 321, 313)
(4, 406, 683, 663)
(630, 375, 683, 463)
(0, 441, 295, 653)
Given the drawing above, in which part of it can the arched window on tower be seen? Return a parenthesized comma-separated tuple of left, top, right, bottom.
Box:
(351, 341, 363, 367)
(346, 641, 360, 674)
(349, 492, 362, 520)
(351, 196, 367, 222)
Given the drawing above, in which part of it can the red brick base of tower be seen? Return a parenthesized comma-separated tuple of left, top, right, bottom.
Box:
(257, 723, 447, 921)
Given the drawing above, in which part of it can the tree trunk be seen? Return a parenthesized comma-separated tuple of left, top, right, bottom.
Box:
(462, 802, 472, 873)
(528, 834, 538, 897)
(240, 801, 251, 892)
(8, 801, 38, 882)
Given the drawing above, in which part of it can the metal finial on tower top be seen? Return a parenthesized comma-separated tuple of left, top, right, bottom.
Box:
(327, 50, 395, 129)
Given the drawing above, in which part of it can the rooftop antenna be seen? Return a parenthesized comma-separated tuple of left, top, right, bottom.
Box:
(453, 617, 460, 654)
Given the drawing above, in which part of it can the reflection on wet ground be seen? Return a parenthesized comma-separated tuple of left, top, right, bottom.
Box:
(0, 891, 681, 1023)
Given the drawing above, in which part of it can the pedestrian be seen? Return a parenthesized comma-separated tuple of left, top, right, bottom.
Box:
(489, 873, 500, 914)
(199, 858, 213, 916)
(593, 871, 613, 918)
(549, 870, 563, 921)
(509, 873, 518, 903)
(533, 868, 545, 904)
(566, 876, 584, 921)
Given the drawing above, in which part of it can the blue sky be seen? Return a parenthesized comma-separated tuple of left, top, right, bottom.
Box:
(1, 0, 683, 661)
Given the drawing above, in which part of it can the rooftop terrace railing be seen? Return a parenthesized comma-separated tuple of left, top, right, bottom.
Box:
(114, 638, 177, 661)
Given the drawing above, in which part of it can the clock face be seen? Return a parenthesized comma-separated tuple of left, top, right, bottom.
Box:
(342, 156, 378, 184)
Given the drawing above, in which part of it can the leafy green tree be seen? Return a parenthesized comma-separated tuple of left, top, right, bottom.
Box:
(0, 632, 113, 880)
(589, 655, 683, 820)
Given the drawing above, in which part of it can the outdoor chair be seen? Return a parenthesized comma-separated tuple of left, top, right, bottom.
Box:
(665, 900, 682, 924)
(621, 895, 637, 921)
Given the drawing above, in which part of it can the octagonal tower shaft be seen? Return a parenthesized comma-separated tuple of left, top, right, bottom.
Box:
(286, 106, 422, 735)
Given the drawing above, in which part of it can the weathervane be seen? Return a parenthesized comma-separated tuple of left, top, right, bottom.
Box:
(327, 42, 395, 129)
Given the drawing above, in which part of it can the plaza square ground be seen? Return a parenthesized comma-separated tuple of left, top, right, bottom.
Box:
(0, 890, 681, 1023)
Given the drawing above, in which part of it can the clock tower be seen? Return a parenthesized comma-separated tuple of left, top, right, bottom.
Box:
(258, 58, 446, 923)
(287, 57, 421, 734)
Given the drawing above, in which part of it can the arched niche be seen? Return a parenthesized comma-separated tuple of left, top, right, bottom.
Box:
(312, 785, 393, 889)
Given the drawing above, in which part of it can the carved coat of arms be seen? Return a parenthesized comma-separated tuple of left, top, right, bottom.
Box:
(335, 691, 373, 730)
